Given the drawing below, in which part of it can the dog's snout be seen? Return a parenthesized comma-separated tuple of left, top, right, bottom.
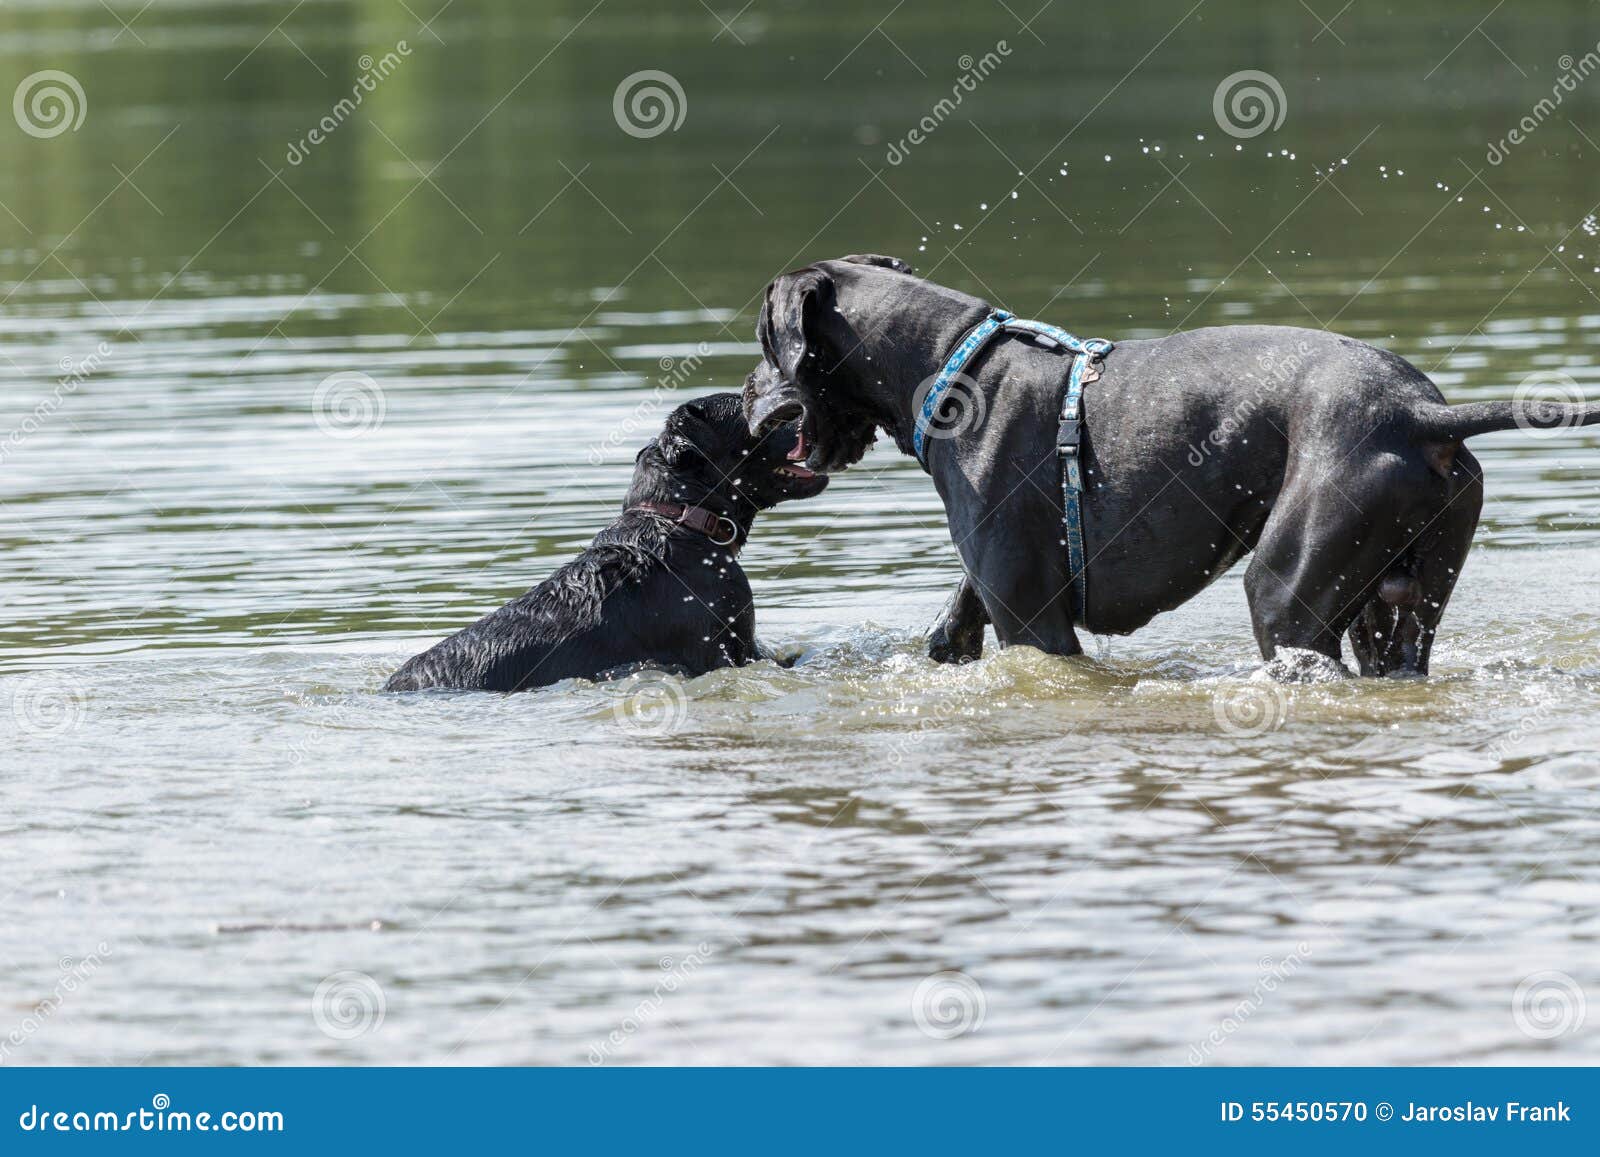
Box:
(747, 391, 803, 435)
(756, 401, 802, 434)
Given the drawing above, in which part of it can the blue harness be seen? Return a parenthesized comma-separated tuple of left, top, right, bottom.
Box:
(912, 309, 1114, 627)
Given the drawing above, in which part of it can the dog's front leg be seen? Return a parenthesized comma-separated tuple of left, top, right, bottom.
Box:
(927, 573, 989, 664)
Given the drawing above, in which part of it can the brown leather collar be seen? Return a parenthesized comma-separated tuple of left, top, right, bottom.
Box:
(629, 501, 742, 550)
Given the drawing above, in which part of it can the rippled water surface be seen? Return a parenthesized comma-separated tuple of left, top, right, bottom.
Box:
(4, 1, 1600, 1064)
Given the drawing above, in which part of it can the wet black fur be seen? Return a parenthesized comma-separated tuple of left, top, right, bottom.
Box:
(746, 255, 1600, 677)
(384, 389, 825, 693)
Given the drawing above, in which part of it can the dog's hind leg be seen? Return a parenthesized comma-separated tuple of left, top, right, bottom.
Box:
(1347, 456, 1482, 676)
(1249, 446, 1484, 678)
(1244, 459, 1410, 672)
(1348, 573, 1428, 675)
(927, 572, 989, 664)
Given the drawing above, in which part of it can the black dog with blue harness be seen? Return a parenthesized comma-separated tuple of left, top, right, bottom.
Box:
(749, 254, 1584, 678)
(913, 310, 1113, 626)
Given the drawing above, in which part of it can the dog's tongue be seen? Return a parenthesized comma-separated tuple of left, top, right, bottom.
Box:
(788, 427, 808, 461)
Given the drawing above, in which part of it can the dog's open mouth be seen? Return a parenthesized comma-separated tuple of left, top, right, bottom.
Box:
(754, 407, 824, 480)
(769, 423, 829, 495)
(777, 425, 816, 477)
(745, 366, 871, 475)
(773, 448, 823, 482)
(746, 376, 804, 433)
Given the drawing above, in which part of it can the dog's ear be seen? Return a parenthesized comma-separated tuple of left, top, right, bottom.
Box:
(659, 398, 715, 468)
(758, 266, 834, 385)
(839, 253, 914, 274)
(659, 429, 706, 468)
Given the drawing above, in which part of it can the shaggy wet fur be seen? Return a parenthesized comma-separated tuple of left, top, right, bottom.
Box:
(385, 389, 826, 693)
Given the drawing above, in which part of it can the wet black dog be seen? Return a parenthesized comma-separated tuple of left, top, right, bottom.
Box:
(385, 387, 827, 693)
(746, 254, 1600, 677)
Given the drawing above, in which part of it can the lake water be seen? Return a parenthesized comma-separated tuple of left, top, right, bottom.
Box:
(3, 0, 1599, 1065)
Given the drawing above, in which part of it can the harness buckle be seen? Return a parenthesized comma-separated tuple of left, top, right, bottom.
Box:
(1056, 416, 1081, 455)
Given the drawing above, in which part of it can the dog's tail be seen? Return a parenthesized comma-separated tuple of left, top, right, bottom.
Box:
(1406, 397, 1600, 478)
(1410, 398, 1600, 441)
